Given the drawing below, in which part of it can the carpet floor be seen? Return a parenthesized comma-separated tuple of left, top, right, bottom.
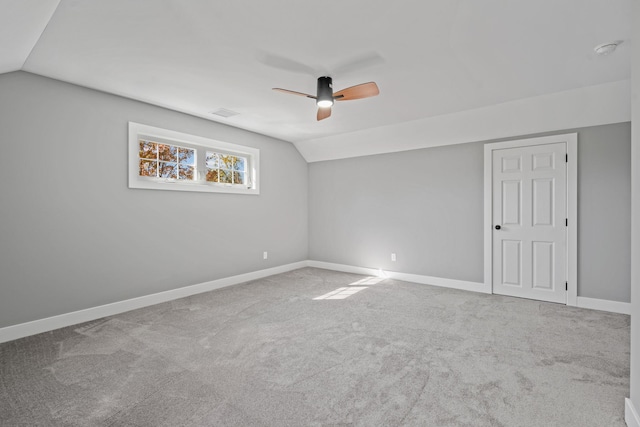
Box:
(0, 267, 630, 426)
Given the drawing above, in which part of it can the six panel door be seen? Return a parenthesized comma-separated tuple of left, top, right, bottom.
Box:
(492, 142, 567, 303)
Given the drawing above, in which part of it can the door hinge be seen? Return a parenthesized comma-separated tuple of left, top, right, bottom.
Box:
(565, 282, 568, 291)
(566, 153, 568, 162)
(565, 218, 568, 226)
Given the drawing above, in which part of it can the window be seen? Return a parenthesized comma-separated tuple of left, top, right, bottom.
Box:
(138, 140, 195, 180)
(205, 152, 246, 185)
(128, 122, 259, 194)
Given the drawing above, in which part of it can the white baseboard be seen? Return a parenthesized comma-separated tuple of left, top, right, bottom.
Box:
(627, 398, 640, 427)
(576, 296, 631, 315)
(307, 260, 490, 294)
(309, 261, 629, 314)
(1, 261, 629, 344)
(0, 261, 308, 344)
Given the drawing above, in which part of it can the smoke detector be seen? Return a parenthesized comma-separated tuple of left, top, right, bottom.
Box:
(594, 41, 621, 56)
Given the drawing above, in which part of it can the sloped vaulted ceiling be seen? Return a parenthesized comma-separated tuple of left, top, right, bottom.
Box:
(0, 0, 59, 74)
(1, 0, 632, 161)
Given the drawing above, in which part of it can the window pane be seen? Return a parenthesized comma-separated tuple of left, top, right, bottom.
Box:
(139, 141, 157, 159)
(179, 148, 195, 166)
(159, 162, 177, 178)
(158, 144, 177, 161)
(220, 155, 235, 169)
(206, 152, 219, 168)
(219, 169, 232, 183)
(139, 159, 157, 176)
(178, 165, 194, 180)
(233, 157, 245, 171)
(206, 169, 219, 182)
(233, 171, 245, 185)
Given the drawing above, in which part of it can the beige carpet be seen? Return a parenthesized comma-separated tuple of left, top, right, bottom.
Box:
(0, 267, 630, 426)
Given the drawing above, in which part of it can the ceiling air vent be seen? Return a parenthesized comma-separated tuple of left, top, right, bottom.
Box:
(210, 108, 240, 118)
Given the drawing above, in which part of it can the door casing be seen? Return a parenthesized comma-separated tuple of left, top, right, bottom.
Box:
(484, 133, 578, 306)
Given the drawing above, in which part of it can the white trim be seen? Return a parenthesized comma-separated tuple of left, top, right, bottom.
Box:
(0, 261, 307, 344)
(483, 133, 578, 306)
(128, 122, 260, 195)
(2, 260, 628, 344)
(567, 135, 578, 306)
(576, 297, 631, 315)
(311, 261, 628, 315)
(308, 260, 490, 294)
(627, 398, 640, 427)
(483, 145, 493, 294)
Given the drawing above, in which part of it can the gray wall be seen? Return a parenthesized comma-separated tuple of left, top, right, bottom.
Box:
(630, 0, 639, 412)
(309, 142, 484, 282)
(309, 122, 631, 303)
(0, 71, 308, 328)
(577, 124, 631, 302)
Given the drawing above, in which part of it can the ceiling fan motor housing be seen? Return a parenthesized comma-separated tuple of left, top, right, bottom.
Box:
(317, 76, 334, 106)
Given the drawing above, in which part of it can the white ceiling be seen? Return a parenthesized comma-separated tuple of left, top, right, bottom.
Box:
(0, 0, 632, 161)
(0, 0, 59, 74)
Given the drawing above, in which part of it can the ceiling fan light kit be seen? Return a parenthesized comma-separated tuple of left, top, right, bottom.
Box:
(316, 76, 334, 108)
(273, 76, 380, 121)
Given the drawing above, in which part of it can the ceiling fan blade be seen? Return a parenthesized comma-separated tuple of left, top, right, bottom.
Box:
(317, 107, 331, 121)
(333, 82, 379, 101)
(332, 52, 385, 76)
(259, 52, 318, 76)
(273, 88, 316, 99)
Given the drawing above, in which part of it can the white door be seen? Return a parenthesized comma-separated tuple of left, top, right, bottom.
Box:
(492, 142, 567, 303)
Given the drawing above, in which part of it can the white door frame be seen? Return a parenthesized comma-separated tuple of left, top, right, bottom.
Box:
(483, 133, 578, 306)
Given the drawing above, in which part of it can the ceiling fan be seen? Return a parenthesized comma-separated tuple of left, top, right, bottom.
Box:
(273, 77, 379, 121)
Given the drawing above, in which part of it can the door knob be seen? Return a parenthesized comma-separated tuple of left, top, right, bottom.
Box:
(495, 225, 501, 230)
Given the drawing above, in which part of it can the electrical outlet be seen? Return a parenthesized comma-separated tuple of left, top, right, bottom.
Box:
(391, 253, 396, 262)
(263, 251, 268, 260)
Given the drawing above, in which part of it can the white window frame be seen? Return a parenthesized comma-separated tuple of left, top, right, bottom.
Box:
(128, 122, 260, 195)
